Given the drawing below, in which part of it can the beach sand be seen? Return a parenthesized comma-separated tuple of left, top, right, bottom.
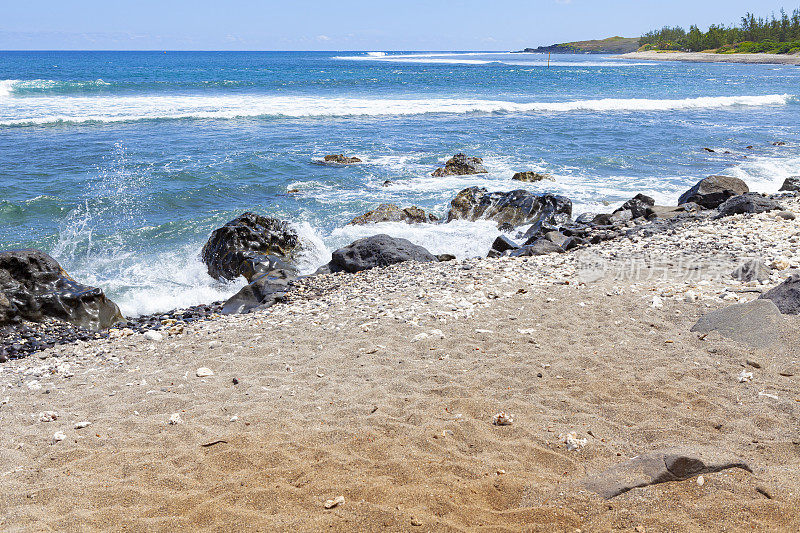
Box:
(621, 51, 800, 66)
(2, 203, 800, 531)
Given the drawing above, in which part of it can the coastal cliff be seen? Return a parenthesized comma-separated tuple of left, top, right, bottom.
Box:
(517, 36, 639, 54)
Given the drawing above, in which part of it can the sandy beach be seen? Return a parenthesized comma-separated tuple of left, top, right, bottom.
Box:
(2, 195, 800, 531)
(621, 51, 800, 66)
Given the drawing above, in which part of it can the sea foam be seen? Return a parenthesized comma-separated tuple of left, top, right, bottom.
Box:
(1, 93, 794, 127)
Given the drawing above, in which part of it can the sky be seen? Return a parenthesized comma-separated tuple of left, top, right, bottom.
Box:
(0, 1, 795, 51)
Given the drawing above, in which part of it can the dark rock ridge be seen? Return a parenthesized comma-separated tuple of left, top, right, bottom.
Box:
(201, 213, 300, 282)
(779, 176, 800, 192)
(678, 175, 749, 209)
(348, 204, 439, 225)
(582, 450, 752, 499)
(0, 250, 124, 331)
(715, 193, 782, 218)
(320, 234, 437, 274)
(511, 171, 551, 183)
(323, 154, 362, 164)
(761, 273, 800, 314)
(447, 187, 572, 228)
(431, 154, 488, 177)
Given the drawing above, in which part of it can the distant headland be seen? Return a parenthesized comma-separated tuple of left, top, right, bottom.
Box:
(515, 36, 640, 54)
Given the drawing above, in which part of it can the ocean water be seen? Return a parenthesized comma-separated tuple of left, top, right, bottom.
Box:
(1, 50, 798, 316)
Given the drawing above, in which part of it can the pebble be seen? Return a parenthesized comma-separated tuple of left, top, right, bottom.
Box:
(168, 413, 183, 425)
(143, 331, 163, 342)
(738, 370, 754, 383)
(560, 432, 587, 451)
(196, 367, 214, 377)
(323, 495, 345, 509)
(697, 475, 705, 486)
(74, 421, 92, 429)
(492, 412, 513, 426)
(38, 411, 58, 422)
(52, 431, 66, 442)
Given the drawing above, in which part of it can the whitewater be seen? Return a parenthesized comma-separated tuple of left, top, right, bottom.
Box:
(1, 50, 798, 315)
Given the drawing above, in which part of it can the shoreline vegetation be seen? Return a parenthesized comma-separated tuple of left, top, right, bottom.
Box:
(638, 7, 800, 58)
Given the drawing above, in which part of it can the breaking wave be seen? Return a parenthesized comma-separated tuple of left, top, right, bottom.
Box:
(1, 93, 794, 127)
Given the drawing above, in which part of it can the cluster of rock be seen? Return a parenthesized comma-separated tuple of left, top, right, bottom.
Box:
(320, 154, 362, 165)
(3, 148, 800, 361)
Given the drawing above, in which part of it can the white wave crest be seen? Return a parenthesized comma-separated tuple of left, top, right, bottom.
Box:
(0, 79, 19, 97)
(1, 94, 793, 126)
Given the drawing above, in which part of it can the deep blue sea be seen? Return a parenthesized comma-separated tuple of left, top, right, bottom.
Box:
(1, 51, 798, 315)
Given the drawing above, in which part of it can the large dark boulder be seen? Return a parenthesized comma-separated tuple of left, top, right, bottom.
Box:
(615, 193, 655, 219)
(678, 175, 749, 209)
(779, 176, 800, 192)
(325, 234, 437, 274)
(221, 256, 297, 315)
(690, 299, 782, 348)
(487, 235, 519, 258)
(431, 154, 488, 177)
(348, 204, 439, 225)
(760, 274, 800, 314)
(715, 193, 782, 217)
(447, 187, 572, 228)
(201, 213, 300, 282)
(0, 249, 124, 331)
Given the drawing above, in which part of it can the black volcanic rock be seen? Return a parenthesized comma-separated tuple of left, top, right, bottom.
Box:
(201, 213, 300, 282)
(0, 249, 124, 331)
(678, 176, 749, 209)
(325, 234, 437, 274)
(431, 154, 488, 177)
(447, 187, 572, 228)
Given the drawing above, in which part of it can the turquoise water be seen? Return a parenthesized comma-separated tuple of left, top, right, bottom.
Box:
(1, 51, 798, 315)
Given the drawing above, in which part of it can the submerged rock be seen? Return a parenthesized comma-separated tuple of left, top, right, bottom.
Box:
(447, 187, 572, 228)
(348, 204, 439, 225)
(431, 154, 488, 177)
(322, 154, 362, 164)
(0, 249, 124, 331)
(323, 234, 437, 274)
(715, 193, 782, 217)
(678, 175, 749, 209)
(201, 213, 300, 282)
(511, 171, 551, 182)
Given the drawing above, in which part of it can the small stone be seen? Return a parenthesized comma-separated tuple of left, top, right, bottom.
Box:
(776, 211, 796, 220)
(324, 495, 345, 509)
(74, 421, 92, 429)
(651, 296, 664, 309)
(492, 412, 513, 426)
(560, 432, 587, 451)
(196, 367, 214, 377)
(52, 431, 66, 442)
(168, 413, 183, 425)
(738, 370, 753, 383)
(411, 518, 423, 527)
(230, 415, 239, 422)
(38, 411, 58, 422)
(143, 330, 163, 341)
(697, 475, 705, 486)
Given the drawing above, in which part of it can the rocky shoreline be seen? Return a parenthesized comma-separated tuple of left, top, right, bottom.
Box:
(2, 153, 800, 362)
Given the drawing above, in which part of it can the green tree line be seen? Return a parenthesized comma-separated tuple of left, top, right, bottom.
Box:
(639, 8, 800, 54)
